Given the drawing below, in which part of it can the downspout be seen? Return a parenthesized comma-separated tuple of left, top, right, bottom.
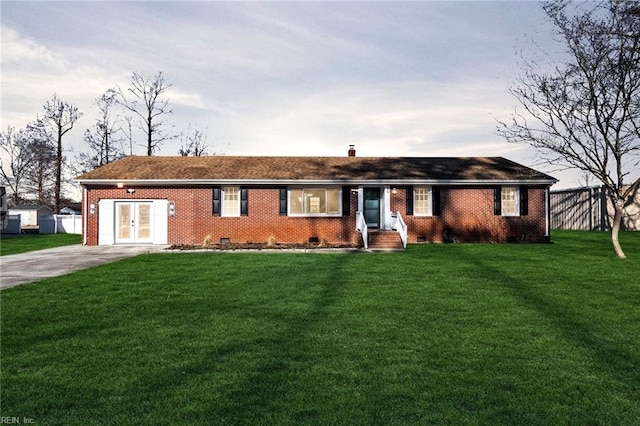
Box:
(83, 186, 88, 245)
(545, 186, 550, 239)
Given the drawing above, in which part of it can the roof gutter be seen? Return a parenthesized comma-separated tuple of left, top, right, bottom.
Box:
(76, 178, 558, 187)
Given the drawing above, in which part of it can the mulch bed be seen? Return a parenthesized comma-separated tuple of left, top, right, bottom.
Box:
(167, 242, 361, 251)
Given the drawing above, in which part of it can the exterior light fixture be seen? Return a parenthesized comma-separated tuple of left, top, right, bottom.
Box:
(126, 188, 136, 194)
(117, 183, 124, 188)
(391, 188, 398, 195)
(168, 201, 176, 216)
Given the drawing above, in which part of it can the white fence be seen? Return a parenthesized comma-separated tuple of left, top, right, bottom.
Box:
(39, 215, 83, 234)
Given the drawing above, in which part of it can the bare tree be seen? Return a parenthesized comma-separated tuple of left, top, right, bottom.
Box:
(178, 124, 210, 156)
(1, 122, 57, 206)
(123, 116, 135, 156)
(81, 89, 125, 170)
(117, 71, 174, 155)
(42, 94, 82, 213)
(498, 0, 640, 259)
(24, 120, 56, 205)
(0, 126, 32, 204)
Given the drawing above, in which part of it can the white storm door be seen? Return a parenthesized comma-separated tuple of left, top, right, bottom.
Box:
(115, 202, 153, 243)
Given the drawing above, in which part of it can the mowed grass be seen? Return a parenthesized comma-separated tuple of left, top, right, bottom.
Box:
(0, 233, 81, 256)
(1, 231, 639, 425)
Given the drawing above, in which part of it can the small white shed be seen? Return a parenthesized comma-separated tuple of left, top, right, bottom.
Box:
(7, 205, 54, 228)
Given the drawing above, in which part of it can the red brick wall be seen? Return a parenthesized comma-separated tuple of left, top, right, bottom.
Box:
(393, 186, 548, 243)
(82, 185, 548, 246)
(83, 186, 359, 246)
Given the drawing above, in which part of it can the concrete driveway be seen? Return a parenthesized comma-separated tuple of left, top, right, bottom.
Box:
(0, 244, 167, 290)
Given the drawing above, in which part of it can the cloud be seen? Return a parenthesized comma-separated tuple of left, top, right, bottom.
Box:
(0, 27, 127, 128)
(219, 78, 520, 159)
(1, 27, 62, 67)
(0, 1, 571, 189)
(166, 88, 206, 110)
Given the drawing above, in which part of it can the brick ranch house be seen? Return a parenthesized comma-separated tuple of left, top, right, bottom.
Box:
(75, 148, 557, 249)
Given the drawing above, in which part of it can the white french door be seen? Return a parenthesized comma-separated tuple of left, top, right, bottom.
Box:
(115, 202, 153, 244)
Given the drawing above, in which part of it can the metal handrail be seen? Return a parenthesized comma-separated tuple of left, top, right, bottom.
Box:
(356, 211, 368, 249)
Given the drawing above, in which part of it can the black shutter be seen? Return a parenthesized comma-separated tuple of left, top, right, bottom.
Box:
(406, 186, 414, 216)
(342, 186, 351, 216)
(432, 186, 441, 216)
(519, 186, 528, 216)
(279, 187, 287, 216)
(240, 187, 248, 216)
(494, 187, 502, 216)
(212, 186, 221, 216)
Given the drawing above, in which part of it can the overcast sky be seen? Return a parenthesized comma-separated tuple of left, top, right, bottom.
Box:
(1, 1, 580, 187)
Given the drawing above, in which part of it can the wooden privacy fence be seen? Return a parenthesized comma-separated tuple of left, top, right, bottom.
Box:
(550, 186, 640, 231)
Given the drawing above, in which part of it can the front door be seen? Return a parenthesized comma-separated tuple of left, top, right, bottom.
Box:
(363, 188, 381, 228)
(115, 202, 152, 243)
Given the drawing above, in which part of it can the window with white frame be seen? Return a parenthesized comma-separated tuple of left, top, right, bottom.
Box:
(501, 186, 519, 216)
(414, 186, 432, 216)
(222, 186, 240, 216)
(289, 188, 341, 216)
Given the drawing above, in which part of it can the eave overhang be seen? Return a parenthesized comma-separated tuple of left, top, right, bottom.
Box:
(76, 178, 558, 187)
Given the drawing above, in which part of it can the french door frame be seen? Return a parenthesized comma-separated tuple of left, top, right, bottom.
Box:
(115, 201, 153, 244)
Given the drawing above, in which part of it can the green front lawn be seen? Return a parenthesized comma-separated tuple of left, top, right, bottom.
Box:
(0, 234, 81, 256)
(1, 231, 639, 424)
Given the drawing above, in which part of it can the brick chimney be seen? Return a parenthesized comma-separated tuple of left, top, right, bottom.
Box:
(348, 145, 356, 157)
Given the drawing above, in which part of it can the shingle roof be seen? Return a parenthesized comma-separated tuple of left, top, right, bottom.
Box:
(76, 155, 556, 183)
(8, 204, 53, 210)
